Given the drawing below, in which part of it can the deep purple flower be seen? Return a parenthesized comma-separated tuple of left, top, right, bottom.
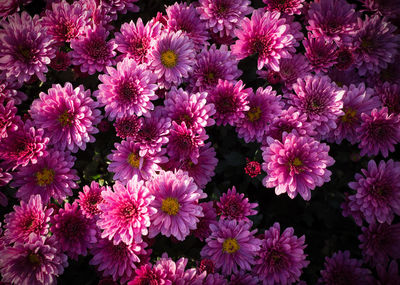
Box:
(347, 159, 400, 224)
(263, 0, 305, 15)
(376, 261, 400, 285)
(0, 0, 32, 18)
(253, 222, 309, 285)
(70, 25, 117, 75)
(192, 201, 217, 241)
(96, 57, 158, 120)
(360, 0, 400, 19)
(303, 35, 338, 73)
(0, 11, 55, 83)
(275, 53, 311, 91)
(357, 108, 400, 157)
(0, 167, 12, 206)
(30, 82, 102, 153)
(262, 132, 334, 201)
(201, 219, 261, 275)
(49, 50, 72, 71)
(147, 170, 207, 241)
(232, 9, 296, 71)
(0, 234, 68, 285)
(230, 270, 260, 285)
(376, 82, 400, 115)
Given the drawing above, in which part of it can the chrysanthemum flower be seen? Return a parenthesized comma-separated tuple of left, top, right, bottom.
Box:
(275, 53, 311, 91)
(114, 115, 142, 139)
(288, 75, 345, 138)
(307, 0, 358, 42)
(189, 44, 242, 92)
(201, 219, 261, 275)
(360, 0, 400, 19)
(359, 222, 400, 267)
(208, 79, 251, 126)
(353, 15, 400, 76)
(376, 82, 400, 115)
(77, 181, 109, 219)
(192, 201, 217, 241)
(0, 99, 20, 139)
(266, 106, 316, 143)
(115, 18, 161, 63)
(262, 132, 334, 201)
(100, 0, 139, 21)
(216, 186, 258, 222)
(0, 167, 11, 206)
(96, 57, 158, 120)
(334, 46, 355, 71)
(196, 0, 253, 38)
(236, 86, 283, 143)
(232, 9, 296, 71)
(41, 0, 89, 45)
(244, 158, 262, 178)
(12, 148, 78, 204)
(49, 50, 71, 71)
(166, 2, 209, 50)
(0, 78, 27, 105)
(107, 139, 167, 184)
(303, 35, 338, 73)
(70, 25, 117, 75)
(97, 177, 156, 245)
(90, 237, 148, 284)
(230, 270, 260, 285)
(148, 30, 195, 88)
(167, 121, 208, 164)
(51, 202, 97, 259)
(203, 273, 228, 285)
(327, 67, 362, 89)
(30, 82, 101, 153)
(263, 0, 305, 15)
(357, 108, 400, 157)
(0, 234, 68, 285)
(0, 0, 31, 18)
(164, 87, 215, 133)
(147, 170, 207, 241)
(3, 194, 52, 244)
(318, 250, 374, 285)
(128, 263, 170, 285)
(253, 222, 309, 285)
(0, 120, 48, 170)
(346, 159, 400, 224)
(0, 11, 55, 83)
(328, 83, 380, 145)
(376, 260, 400, 285)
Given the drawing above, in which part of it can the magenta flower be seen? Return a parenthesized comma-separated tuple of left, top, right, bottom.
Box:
(200, 219, 261, 275)
(148, 30, 195, 88)
(90, 237, 148, 284)
(346, 159, 400, 224)
(128, 263, 170, 285)
(303, 35, 338, 73)
(41, 0, 89, 45)
(236, 86, 283, 143)
(49, 50, 72, 71)
(107, 138, 167, 184)
(147, 170, 207, 241)
(0, 0, 32, 18)
(360, 0, 400, 19)
(97, 177, 156, 245)
(263, 0, 305, 15)
(4, 194, 52, 244)
(307, 0, 358, 42)
(353, 15, 400, 76)
(359, 222, 400, 267)
(51, 202, 97, 259)
(357, 108, 400, 157)
(12, 148, 78, 204)
(232, 9, 295, 71)
(253, 222, 309, 285)
(230, 270, 260, 284)
(77, 181, 109, 219)
(216, 186, 258, 222)
(262, 132, 334, 201)
(114, 115, 142, 139)
(70, 25, 117, 75)
(115, 18, 161, 63)
(196, 0, 253, 38)
(0, 120, 48, 170)
(166, 2, 209, 50)
(190, 44, 242, 92)
(203, 273, 228, 285)
(288, 75, 344, 138)
(275, 53, 311, 91)
(0, 11, 55, 83)
(164, 87, 215, 133)
(208, 79, 251, 126)
(0, 234, 68, 285)
(0, 99, 20, 139)
(0, 167, 12, 206)
(96, 57, 158, 120)
(30, 82, 101, 153)
(318, 250, 374, 285)
(192, 201, 217, 241)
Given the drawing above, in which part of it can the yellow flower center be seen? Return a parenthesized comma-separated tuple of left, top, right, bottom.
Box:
(28, 253, 41, 265)
(292, 157, 302, 167)
(161, 197, 180, 216)
(127, 152, 140, 168)
(35, 168, 55, 187)
(58, 111, 74, 127)
(341, 108, 357, 123)
(161, 50, 178, 68)
(207, 72, 215, 80)
(246, 106, 262, 122)
(222, 238, 240, 254)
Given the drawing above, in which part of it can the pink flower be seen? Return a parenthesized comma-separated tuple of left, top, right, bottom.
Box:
(77, 181, 109, 219)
